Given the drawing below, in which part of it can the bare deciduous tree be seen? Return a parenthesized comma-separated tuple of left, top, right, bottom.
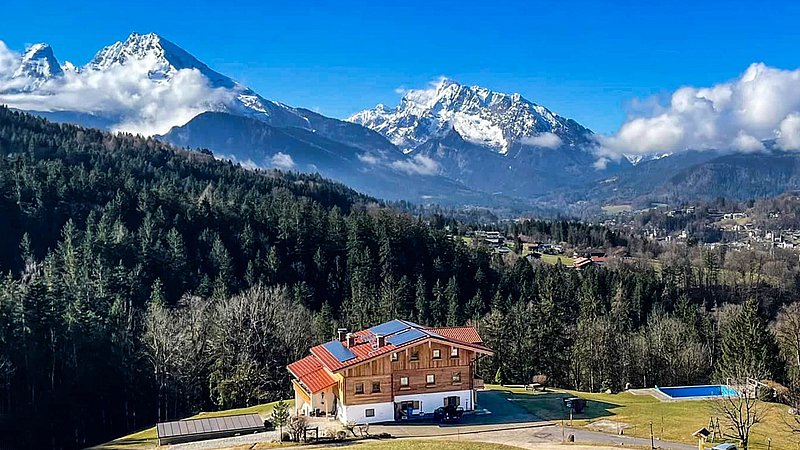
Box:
(711, 379, 770, 450)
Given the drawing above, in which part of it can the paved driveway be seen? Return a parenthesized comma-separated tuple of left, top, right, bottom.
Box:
(369, 390, 696, 450)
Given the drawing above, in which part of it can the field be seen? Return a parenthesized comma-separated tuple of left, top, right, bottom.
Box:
(92, 400, 292, 449)
(601, 204, 633, 215)
(538, 253, 575, 266)
(492, 385, 798, 450)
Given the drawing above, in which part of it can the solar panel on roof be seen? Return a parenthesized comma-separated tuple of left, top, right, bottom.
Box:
(386, 328, 427, 346)
(322, 340, 357, 362)
(368, 319, 410, 336)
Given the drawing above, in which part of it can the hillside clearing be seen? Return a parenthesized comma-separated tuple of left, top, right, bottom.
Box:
(92, 400, 292, 450)
(493, 386, 798, 450)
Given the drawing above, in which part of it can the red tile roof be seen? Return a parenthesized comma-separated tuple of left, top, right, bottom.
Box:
(287, 355, 337, 393)
(297, 321, 492, 374)
(428, 326, 484, 344)
(310, 338, 401, 372)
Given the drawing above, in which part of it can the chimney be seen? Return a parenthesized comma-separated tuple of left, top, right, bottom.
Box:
(337, 328, 347, 342)
(376, 334, 386, 348)
(346, 333, 356, 348)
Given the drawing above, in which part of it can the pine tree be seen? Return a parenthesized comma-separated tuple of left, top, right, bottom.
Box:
(446, 276, 460, 326)
(718, 299, 781, 380)
(414, 275, 429, 324)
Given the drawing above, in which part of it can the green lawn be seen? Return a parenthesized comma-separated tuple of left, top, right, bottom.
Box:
(539, 253, 575, 266)
(347, 441, 525, 450)
(490, 385, 798, 450)
(92, 400, 293, 449)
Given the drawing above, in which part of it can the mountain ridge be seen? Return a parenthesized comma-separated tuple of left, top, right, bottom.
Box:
(7, 32, 796, 213)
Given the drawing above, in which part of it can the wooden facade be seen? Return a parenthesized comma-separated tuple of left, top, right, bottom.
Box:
(289, 320, 493, 423)
(339, 340, 477, 405)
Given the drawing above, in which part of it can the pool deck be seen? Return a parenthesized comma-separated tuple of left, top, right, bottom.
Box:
(628, 387, 733, 402)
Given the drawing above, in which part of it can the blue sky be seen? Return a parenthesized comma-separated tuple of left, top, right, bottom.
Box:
(1, 0, 799, 133)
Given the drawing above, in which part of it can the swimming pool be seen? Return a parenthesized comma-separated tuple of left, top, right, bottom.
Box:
(656, 384, 737, 399)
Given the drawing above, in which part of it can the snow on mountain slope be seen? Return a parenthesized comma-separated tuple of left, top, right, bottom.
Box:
(82, 32, 310, 128)
(0, 33, 319, 133)
(7, 43, 63, 91)
(349, 78, 593, 154)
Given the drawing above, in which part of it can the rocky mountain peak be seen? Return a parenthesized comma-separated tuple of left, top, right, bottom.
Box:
(12, 43, 63, 82)
(349, 79, 592, 154)
(87, 32, 236, 88)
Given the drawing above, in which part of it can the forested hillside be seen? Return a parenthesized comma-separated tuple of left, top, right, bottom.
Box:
(1, 108, 799, 449)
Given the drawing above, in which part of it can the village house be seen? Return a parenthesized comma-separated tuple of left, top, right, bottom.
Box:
(287, 319, 493, 424)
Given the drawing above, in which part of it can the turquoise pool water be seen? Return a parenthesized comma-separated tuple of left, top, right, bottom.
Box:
(657, 384, 737, 399)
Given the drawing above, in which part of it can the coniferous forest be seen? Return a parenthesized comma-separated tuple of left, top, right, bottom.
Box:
(1, 107, 799, 449)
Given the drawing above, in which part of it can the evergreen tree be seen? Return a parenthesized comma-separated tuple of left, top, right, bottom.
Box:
(717, 299, 781, 380)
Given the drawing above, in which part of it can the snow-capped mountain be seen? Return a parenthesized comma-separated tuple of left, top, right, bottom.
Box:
(349, 78, 593, 154)
(87, 32, 233, 86)
(0, 33, 499, 205)
(82, 32, 314, 128)
(349, 78, 628, 198)
(8, 43, 63, 91)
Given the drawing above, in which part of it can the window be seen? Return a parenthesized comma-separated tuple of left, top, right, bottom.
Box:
(372, 381, 381, 393)
(365, 408, 375, 417)
(355, 382, 364, 394)
(452, 372, 461, 383)
(426, 374, 435, 385)
(410, 350, 419, 361)
(444, 396, 460, 407)
(400, 376, 409, 387)
(432, 349, 441, 359)
(391, 352, 398, 361)
(451, 347, 459, 358)
(399, 401, 420, 411)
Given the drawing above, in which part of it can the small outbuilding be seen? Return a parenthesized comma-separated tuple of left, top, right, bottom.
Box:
(156, 413, 265, 445)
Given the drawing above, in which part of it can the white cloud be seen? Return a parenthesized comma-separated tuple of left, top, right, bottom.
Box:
(0, 41, 19, 78)
(390, 154, 440, 175)
(778, 113, 800, 151)
(0, 42, 234, 136)
(270, 152, 295, 170)
(593, 157, 609, 170)
(520, 132, 563, 149)
(732, 131, 765, 152)
(357, 153, 381, 165)
(598, 63, 800, 159)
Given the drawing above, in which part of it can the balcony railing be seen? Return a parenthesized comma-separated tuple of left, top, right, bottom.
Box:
(473, 378, 485, 389)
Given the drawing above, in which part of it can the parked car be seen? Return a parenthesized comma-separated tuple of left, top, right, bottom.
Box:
(433, 405, 464, 424)
(711, 444, 737, 450)
(563, 397, 586, 414)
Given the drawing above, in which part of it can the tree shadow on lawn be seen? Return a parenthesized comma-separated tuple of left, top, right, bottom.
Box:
(503, 390, 620, 422)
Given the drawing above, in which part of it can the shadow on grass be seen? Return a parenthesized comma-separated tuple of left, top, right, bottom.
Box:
(502, 390, 621, 422)
(89, 437, 157, 450)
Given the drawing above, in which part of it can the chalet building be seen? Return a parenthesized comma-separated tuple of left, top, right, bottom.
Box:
(287, 319, 493, 424)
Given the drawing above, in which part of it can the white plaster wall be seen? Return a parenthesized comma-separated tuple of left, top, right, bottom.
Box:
(340, 401, 394, 424)
(394, 389, 474, 414)
(295, 389, 312, 416)
(312, 387, 336, 415)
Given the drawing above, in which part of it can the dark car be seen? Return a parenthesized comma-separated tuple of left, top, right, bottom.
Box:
(434, 405, 464, 424)
(563, 397, 586, 414)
